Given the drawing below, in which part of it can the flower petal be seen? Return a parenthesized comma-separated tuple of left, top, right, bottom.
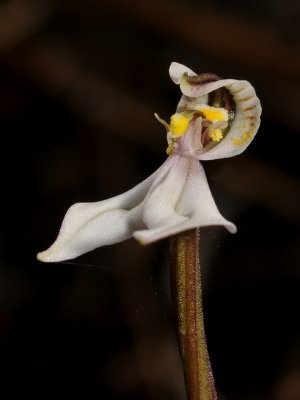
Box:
(133, 156, 236, 244)
(178, 158, 236, 232)
(169, 62, 196, 84)
(182, 77, 261, 160)
(142, 155, 189, 229)
(200, 84, 261, 160)
(37, 171, 159, 262)
(171, 63, 261, 160)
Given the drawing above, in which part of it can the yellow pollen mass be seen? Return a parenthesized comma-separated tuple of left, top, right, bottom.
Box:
(210, 129, 223, 142)
(170, 113, 189, 137)
(166, 141, 174, 155)
(198, 106, 228, 122)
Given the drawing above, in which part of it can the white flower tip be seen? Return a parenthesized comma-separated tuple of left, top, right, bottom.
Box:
(227, 223, 237, 234)
(36, 243, 72, 263)
(169, 62, 196, 84)
(37, 248, 58, 263)
(37, 249, 53, 263)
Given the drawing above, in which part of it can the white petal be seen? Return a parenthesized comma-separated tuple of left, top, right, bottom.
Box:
(179, 75, 261, 160)
(37, 170, 159, 262)
(169, 62, 196, 84)
(142, 155, 189, 229)
(199, 81, 261, 160)
(180, 77, 237, 97)
(133, 156, 236, 244)
(178, 159, 236, 232)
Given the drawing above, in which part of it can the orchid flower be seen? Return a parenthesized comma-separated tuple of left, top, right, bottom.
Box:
(37, 62, 261, 263)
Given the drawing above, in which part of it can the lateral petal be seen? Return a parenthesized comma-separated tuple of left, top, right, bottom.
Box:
(133, 157, 236, 245)
(142, 155, 189, 231)
(37, 171, 159, 262)
(178, 158, 236, 232)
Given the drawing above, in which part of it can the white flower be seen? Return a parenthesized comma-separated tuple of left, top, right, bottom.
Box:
(37, 62, 261, 262)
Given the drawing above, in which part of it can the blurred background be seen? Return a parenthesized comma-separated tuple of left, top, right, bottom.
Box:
(0, 0, 299, 399)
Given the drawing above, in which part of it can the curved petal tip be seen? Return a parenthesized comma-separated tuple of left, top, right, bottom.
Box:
(36, 244, 73, 263)
(37, 251, 53, 263)
(169, 62, 196, 84)
(226, 222, 237, 234)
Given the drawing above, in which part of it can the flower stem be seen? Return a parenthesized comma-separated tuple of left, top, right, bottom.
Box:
(170, 229, 217, 400)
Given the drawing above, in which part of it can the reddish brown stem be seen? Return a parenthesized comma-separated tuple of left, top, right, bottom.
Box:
(170, 229, 217, 400)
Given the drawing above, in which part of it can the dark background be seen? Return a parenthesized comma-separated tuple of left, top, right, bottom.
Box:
(0, 0, 299, 399)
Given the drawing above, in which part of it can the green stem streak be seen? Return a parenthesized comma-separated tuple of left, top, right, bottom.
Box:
(170, 229, 217, 400)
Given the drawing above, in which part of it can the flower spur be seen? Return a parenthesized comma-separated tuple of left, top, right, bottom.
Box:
(37, 62, 261, 263)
